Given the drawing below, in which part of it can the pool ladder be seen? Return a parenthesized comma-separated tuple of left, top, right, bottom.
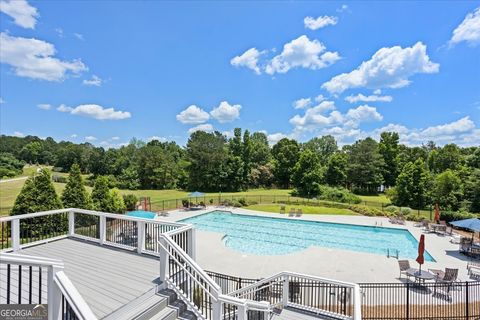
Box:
(387, 248, 399, 259)
(374, 221, 383, 227)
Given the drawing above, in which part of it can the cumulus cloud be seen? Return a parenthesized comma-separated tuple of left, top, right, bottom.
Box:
(290, 101, 382, 133)
(230, 48, 262, 74)
(304, 16, 338, 30)
(210, 101, 241, 123)
(83, 75, 103, 86)
(231, 35, 339, 75)
(57, 104, 131, 120)
(85, 136, 97, 141)
(37, 103, 51, 110)
(70, 134, 78, 138)
(267, 133, 288, 145)
(147, 136, 167, 142)
(345, 92, 393, 103)
(321, 42, 439, 94)
(13, 131, 24, 137)
(266, 35, 340, 74)
(176, 105, 210, 124)
(450, 7, 480, 46)
(188, 123, 214, 134)
(0, 32, 87, 81)
(0, 0, 38, 29)
(293, 97, 312, 109)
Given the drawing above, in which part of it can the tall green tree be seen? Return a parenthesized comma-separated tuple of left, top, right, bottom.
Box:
(242, 130, 253, 187)
(464, 169, 480, 213)
(324, 153, 347, 187)
(393, 159, 431, 209)
(292, 149, 324, 197)
(250, 132, 271, 165)
(272, 138, 300, 188)
(61, 163, 91, 209)
(434, 169, 462, 211)
(346, 138, 385, 193)
(378, 132, 399, 187)
(303, 135, 338, 165)
(91, 176, 114, 212)
(432, 144, 462, 173)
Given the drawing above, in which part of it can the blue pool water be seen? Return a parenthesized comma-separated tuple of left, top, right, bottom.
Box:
(127, 210, 156, 219)
(181, 211, 435, 261)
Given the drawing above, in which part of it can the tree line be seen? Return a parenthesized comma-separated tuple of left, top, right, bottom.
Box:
(1, 131, 479, 213)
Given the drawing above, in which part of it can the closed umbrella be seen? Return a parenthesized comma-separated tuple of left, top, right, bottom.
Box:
(416, 234, 425, 272)
(434, 203, 440, 223)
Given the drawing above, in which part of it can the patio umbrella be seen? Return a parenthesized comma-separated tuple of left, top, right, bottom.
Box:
(450, 218, 480, 233)
(434, 203, 440, 223)
(416, 234, 425, 272)
(188, 191, 205, 197)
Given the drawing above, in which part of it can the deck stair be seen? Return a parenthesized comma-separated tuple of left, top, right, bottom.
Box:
(103, 288, 197, 320)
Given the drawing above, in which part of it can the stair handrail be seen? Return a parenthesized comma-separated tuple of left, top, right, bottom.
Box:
(0, 252, 96, 320)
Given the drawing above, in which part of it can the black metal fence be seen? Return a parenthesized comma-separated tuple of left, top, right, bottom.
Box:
(0, 263, 48, 305)
(206, 270, 480, 320)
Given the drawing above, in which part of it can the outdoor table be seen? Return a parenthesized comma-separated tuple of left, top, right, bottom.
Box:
(406, 268, 435, 284)
(430, 223, 446, 234)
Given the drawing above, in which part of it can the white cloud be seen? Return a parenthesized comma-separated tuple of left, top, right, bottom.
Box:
(57, 104, 131, 120)
(0, 97, 5, 104)
(222, 130, 235, 139)
(0, 0, 38, 29)
(0, 32, 87, 81)
(345, 92, 393, 103)
(70, 134, 78, 138)
(55, 28, 64, 38)
(176, 105, 210, 124)
(265, 35, 340, 74)
(304, 16, 338, 30)
(83, 75, 103, 86)
(85, 136, 97, 141)
(74, 33, 84, 41)
(450, 7, 480, 46)
(315, 94, 326, 103)
(337, 4, 348, 13)
(345, 105, 383, 126)
(210, 101, 241, 123)
(267, 133, 288, 145)
(147, 136, 167, 142)
(37, 103, 51, 110)
(111, 136, 120, 140)
(321, 42, 439, 94)
(13, 131, 24, 137)
(188, 123, 214, 134)
(417, 116, 474, 138)
(230, 48, 262, 75)
(293, 97, 312, 109)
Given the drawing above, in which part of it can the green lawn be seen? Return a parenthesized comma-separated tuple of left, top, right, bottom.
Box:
(246, 203, 356, 215)
(357, 194, 391, 204)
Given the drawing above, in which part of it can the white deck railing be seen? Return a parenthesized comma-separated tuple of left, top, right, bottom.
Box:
(0, 252, 96, 320)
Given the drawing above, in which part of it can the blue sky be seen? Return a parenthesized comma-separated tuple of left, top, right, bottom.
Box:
(0, 1, 479, 147)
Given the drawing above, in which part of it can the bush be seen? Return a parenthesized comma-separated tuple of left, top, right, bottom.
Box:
(232, 200, 243, 207)
(385, 205, 399, 215)
(399, 207, 412, 216)
(123, 194, 138, 211)
(110, 188, 125, 213)
(439, 210, 477, 223)
(248, 201, 258, 206)
(0, 167, 17, 178)
(349, 205, 384, 216)
(238, 198, 247, 206)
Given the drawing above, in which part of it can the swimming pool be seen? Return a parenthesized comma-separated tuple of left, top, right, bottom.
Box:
(127, 210, 157, 219)
(181, 211, 435, 261)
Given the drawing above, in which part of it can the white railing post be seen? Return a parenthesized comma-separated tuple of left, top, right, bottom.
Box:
(187, 227, 196, 259)
(137, 221, 145, 254)
(282, 274, 289, 306)
(212, 291, 222, 320)
(68, 210, 75, 236)
(237, 303, 247, 320)
(159, 237, 169, 289)
(48, 264, 64, 320)
(352, 284, 362, 320)
(11, 219, 20, 252)
(99, 215, 106, 245)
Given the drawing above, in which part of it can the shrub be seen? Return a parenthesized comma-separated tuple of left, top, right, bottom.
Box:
(348, 205, 384, 216)
(399, 207, 412, 216)
(232, 200, 243, 207)
(123, 194, 138, 211)
(385, 206, 399, 215)
(0, 167, 17, 178)
(110, 188, 125, 213)
(248, 201, 258, 206)
(439, 210, 477, 223)
(316, 186, 362, 204)
(209, 199, 214, 205)
(238, 198, 248, 206)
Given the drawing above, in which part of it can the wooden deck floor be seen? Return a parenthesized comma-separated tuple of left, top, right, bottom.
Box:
(16, 238, 161, 319)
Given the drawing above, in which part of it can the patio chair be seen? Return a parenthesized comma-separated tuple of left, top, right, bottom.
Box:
(397, 216, 406, 225)
(389, 216, 398, 224)
(398, 260, 411, 279)
(279, 205, 286, 214)
(439, 220, 447, 226)
(460, 237, 473, 253)
(269, 302, 283, 319)
(289, 208, 295, 217)
(467, 262, 480, 277)
(424, 223, 433, 233)
(433, 283, 452, 302)
(295, 208, 303, 217)
(434, 268, 458, 284)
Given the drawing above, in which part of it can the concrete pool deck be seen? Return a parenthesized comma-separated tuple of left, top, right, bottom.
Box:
(156, 207, 477, 283)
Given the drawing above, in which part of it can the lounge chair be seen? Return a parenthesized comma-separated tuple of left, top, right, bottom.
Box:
(468, 263, 480, 279)
(295, 208, 303, 217)
(279, 205, 286, 214)
(397, 217, 406, 225)
(460, 237, 473, 253)
(431, 268, 458, 284)
(289, 208, 295, 217)
(389, 216, 398, 224)
(398, 260, 411, 279)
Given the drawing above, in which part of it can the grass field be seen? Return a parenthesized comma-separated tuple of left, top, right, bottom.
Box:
(246, 203, 356, 215)
(357, 194, 391, 204)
